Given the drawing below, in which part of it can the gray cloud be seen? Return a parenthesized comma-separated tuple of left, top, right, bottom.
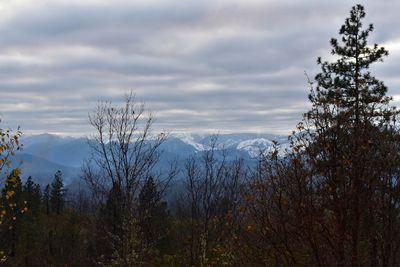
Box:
(0, 0, 399, 136)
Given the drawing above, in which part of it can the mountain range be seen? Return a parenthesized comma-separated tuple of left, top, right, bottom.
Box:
(10, 132, 289, 187)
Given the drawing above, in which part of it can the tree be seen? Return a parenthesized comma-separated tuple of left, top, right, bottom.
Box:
(14, 176, 42, 266)
(181, 136, 245, 266)
(0, 122, 22, 262)
(241, 5, 400, 266)
(83, 93, 177, 264)
(300, 4, 399, 266)
(23, 176, 42, 216)
(50, 170, 65, 215)
(83, 93, 176, 208)
(42, 184, 51, 216)
(0, 171, 23, 258)
(138, 176, 169, 255)
(97, 178, 168, 266)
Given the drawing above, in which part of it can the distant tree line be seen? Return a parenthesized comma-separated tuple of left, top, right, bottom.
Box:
(1, 4, 400, 266)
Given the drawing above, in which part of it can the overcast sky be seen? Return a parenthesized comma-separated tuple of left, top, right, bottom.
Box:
(0, 0, 399, 136)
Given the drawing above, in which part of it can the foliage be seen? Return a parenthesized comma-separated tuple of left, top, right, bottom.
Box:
(2, 5, 400, 267)
(240, 4, 400, 266)
(50, 170, 66, 215)
(0, 123, 22, 262)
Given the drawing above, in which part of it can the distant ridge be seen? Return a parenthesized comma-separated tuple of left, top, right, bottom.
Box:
(14, 132, 289, 186)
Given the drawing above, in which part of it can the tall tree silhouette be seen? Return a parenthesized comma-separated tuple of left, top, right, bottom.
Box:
(50, 171, 65, 215)
(243, 5, 400, 266)
(138, 176, 169, 252)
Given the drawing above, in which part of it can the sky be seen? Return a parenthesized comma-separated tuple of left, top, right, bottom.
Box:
(0, 0, 400, 136)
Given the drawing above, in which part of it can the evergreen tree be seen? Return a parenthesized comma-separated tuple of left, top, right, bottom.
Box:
(104, 182, 124, 234)
(15, 177, 43, 266)
(95, 182, 125, 263)
(242, 5, 400, 266)
(0, 171, 24, 258)
(296, 4, 400, 266)
(50, 170, 65, 215)
(138, 176, 169, 251)
(42, 184, 50, 216)
(0, 123, 22, 262)
(23, 176, 42, 216)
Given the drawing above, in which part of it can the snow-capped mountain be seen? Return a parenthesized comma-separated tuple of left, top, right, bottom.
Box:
(170, 133, 207, 151)
(170, 133, 288, 156)
(237, 138, 274, 157)
(13, 132, 289, 186)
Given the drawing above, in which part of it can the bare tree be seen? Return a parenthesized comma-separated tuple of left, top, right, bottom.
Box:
(82, 93, 177, 264)
(83, 93, 175, 207)
(181, 136, 246, 266)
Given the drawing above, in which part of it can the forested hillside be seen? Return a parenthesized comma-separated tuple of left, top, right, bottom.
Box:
(1, 4, 400, 266)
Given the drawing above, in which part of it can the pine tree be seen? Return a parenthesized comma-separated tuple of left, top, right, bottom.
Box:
(42, 185, 50, 216)
(103, 182, 124, 236)
(15, 176, 43, 266)
(298, 4, 400, 266)
(23, 176, 41, 216)
(95, 182, 125, 263)
(138, 176, 168, 251)
(50, 170, 65, 215)
(242, 5, 400, 266)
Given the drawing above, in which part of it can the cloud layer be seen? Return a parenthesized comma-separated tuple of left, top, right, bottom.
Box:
(0, 0, 399, 135)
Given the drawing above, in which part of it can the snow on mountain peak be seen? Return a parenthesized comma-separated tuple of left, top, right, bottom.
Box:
(236, 138, 274, 157)
(170, 133, 206, 151)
